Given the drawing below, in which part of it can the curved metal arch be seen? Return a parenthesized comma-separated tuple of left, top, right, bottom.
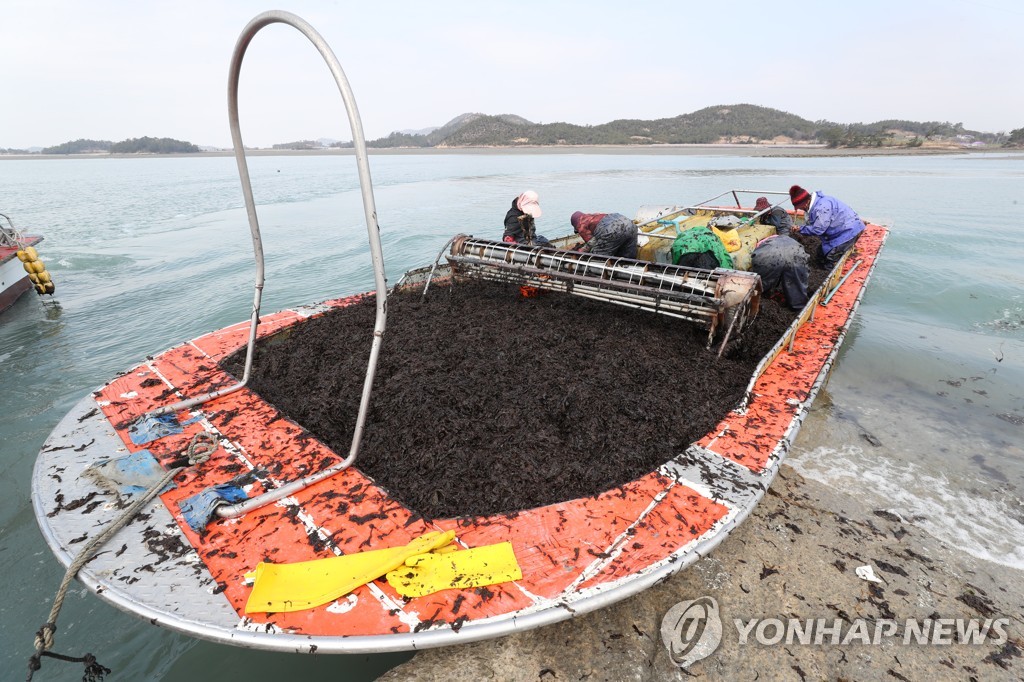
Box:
(151, 10, 387, 474)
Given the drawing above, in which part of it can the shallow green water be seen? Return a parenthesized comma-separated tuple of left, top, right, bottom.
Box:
(1, 152, 1022, 679)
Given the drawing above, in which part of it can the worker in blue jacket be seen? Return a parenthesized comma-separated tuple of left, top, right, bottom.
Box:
(789, 185, 864, 266)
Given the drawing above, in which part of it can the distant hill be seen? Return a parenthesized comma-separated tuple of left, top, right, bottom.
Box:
(109, 137, 200, 154)
(41, 137, 199, 154)
(272, 139, 324, 150)
(6, 107, 1016, 154)
(397, 127, 438, 136)
(366, 105, 1008, 149)
(41, 138, 113, 154)
(368, 113, 536, 148)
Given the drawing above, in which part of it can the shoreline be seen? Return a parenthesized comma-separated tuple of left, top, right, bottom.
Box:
(380, 466, 1024, 681)
(0, 143, 1002, 161)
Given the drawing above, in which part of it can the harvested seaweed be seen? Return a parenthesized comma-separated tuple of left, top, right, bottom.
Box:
(223, 250, 827, 519)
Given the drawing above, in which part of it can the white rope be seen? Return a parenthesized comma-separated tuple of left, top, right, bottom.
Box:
(27, 431, 218, 681)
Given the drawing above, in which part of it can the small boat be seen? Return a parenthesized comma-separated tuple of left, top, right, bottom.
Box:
(29, 10, 888, 664)
(0, 212, 54, 313)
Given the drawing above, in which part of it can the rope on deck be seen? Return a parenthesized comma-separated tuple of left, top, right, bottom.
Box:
(27, 431, 218, 682)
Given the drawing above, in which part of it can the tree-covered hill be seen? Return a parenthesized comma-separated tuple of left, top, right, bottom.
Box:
(366, 104, 1009, 149)
(367, 113, 534, 148)
(14, 106, 1018, 154)
(369, 105, 823, 147)
(41, 137, 199, 154)
(41, 139, 114, 154)
(109, 137, 199, 153)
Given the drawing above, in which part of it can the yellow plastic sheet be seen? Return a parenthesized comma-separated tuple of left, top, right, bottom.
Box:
(386, 541, 522, 598)
(244, 530, 456, 613)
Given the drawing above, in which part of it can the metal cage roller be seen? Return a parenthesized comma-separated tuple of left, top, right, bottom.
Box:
(446, 236, 761, 349)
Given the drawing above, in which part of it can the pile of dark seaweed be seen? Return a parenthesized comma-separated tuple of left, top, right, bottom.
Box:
(223, 242, 827, 519)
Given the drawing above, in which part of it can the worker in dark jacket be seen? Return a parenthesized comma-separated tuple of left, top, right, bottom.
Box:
(753, 196, 793, 234)
(750, 197, 809, 309)
(569, 211, 637, 258)
(503, 191, 549, 245)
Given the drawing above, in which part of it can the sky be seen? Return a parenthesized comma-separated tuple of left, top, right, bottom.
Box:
(2, 0, 1023, 150)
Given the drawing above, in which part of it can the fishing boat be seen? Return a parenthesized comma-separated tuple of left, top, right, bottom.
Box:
(0, 212, 54, 313)
(29, 10, 888, 665)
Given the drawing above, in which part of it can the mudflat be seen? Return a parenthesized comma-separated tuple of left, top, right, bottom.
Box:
(379, 465, 1024, 681)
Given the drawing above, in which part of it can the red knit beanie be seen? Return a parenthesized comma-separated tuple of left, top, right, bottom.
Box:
(789, 185, 810, 206)
(754, 197, 770, 212)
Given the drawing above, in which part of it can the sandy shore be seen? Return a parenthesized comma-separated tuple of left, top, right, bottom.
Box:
(379, 466, 1024, 681)
(0, 144, 987, 161)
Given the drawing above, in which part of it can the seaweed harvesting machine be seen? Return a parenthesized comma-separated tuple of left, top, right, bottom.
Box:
(434, 235, 761, 353)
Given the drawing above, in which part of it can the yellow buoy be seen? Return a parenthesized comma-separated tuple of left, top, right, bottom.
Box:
(15, 245, 56, 295)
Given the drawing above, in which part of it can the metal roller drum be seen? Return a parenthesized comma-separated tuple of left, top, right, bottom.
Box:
(446, 236, 761, 351)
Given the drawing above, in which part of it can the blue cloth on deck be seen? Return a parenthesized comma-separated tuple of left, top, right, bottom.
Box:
(82, 449, 176, 495)
(129, 413, 202, 445)
(178, 484, 249, 534)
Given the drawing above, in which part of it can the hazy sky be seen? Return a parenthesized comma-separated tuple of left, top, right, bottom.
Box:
(3, 0, 1022, 149)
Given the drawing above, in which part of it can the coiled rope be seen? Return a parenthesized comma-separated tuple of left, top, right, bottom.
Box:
(27, 431, 218, 681)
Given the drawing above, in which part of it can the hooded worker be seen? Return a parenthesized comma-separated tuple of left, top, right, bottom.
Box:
(569, 211, 638, 258)
(789, 185, 864, 266)
(753, 196, 793, 235)
(503, 191, 550, 245)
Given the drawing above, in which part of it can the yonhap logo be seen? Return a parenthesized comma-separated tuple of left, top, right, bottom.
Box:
(660, 596, 723, 668)
(661, 594, 1009, 668)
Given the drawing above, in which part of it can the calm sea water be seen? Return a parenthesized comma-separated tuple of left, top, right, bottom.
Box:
(1, 152, 1022, 679)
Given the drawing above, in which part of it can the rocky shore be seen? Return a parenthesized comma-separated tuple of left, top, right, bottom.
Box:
(380, 466, 1024, 681)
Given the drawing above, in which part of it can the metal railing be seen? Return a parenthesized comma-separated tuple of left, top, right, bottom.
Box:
(445, 236, 762, 350)
(147, 11, 388, 497)
(635, 189, 794, 231)
(0, 212, 26, 248)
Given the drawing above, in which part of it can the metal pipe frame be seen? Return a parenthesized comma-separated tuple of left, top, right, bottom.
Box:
(453, 237, 723, 297)
(0, 212, 25, 247)
(150, 11, 388, 495)
(821, 260, 863, 306)
(450, 262, 720, 326)
(447, 237, 762, 343)
(690, 188, 791, 211)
